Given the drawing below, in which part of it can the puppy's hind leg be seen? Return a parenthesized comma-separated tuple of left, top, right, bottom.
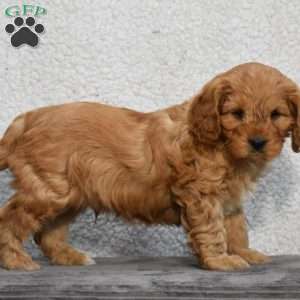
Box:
(0, 193, 41, 271)
(34, 212, 95, 266)
(0, 186, 82, 270)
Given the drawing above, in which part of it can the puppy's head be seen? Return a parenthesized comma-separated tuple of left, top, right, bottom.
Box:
(188, 62, 300, 162)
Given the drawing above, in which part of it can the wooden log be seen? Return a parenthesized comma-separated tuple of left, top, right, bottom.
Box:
(0, 256, 299, 299)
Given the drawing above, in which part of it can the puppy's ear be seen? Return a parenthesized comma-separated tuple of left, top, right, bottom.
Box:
(287, 86, 300, 152)
(188, 76, 231, 146)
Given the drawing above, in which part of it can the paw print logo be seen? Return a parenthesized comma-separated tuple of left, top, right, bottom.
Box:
(5, 17, 44, 47)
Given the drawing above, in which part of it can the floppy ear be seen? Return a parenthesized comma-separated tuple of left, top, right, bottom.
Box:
(188, 76, 232, 146)
(287, 86, 300, 152)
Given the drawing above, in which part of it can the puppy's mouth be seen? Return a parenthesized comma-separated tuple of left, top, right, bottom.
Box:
(248, 149, 267, 162)
(249, 145, 266, 158)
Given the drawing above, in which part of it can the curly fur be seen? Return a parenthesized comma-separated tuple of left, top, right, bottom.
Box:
(0, 62, 299, 271)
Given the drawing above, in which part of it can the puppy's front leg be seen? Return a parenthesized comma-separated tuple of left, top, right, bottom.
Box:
(179, 194, 249, 271)
(225, 211, 271, 265)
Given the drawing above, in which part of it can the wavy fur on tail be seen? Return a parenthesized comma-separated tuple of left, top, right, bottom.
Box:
(0, 114, 25, 170)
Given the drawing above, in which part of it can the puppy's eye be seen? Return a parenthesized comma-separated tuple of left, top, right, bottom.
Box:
(231, 109, 244, 120)
(271, 109, 281, 120)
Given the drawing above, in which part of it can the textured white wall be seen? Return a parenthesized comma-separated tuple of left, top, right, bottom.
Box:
(0, 0, 299, 258)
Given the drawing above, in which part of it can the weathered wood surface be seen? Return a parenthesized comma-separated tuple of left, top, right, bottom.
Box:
(0, 256, 299, 299)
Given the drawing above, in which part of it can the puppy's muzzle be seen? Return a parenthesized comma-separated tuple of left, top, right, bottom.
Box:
(248, 137, 267, 151)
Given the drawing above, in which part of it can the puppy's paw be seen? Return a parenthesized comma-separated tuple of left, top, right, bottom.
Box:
(0, 249, 40, 271)
(202, 254, 250, 271)
(50, 247, 95, 266)
(234, 248, 271, 265)
(82, 252, 96, 265)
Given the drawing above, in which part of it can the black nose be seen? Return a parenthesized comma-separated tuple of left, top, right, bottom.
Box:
(248, 137, 267, 151)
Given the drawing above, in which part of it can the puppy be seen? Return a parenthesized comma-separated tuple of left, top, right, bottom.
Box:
(0, 62, 299, 271)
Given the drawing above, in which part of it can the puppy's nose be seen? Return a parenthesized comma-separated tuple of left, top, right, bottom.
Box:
(248, 137, 267, 151)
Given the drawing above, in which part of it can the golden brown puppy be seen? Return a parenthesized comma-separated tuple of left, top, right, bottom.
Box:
(0, 62, 299, 271)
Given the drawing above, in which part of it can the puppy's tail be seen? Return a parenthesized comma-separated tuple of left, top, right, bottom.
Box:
(0, 114, 26, 170)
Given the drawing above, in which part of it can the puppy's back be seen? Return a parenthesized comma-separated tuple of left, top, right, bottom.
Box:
(0, 102, 150, 174)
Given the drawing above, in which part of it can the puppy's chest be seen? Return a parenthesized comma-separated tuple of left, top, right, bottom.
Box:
(221, 174, 255, 215)
(194, 160, 257, 215)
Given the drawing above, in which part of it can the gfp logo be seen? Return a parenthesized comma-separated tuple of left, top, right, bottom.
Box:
(4, 4, 46, 48)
